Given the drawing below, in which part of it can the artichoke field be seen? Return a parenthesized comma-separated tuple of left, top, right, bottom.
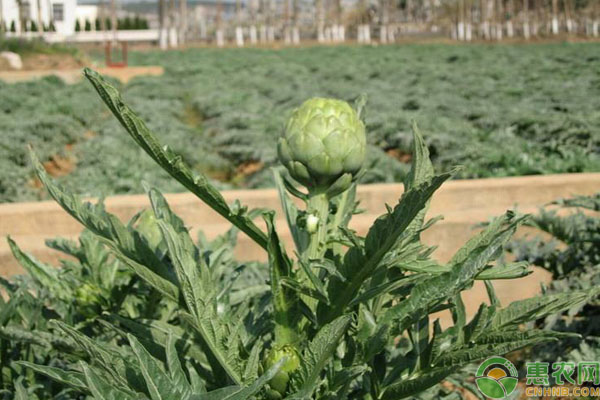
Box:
(1, 68, 599, 399)
(1, 44, 599, 203)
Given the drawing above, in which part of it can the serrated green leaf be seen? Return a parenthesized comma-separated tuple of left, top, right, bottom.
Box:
(492, 287, 600, 329)
(128, 333, 185, 400)
(156, 218, 243, 385)
(7, 236, 70, 297)
(166, 331, 191, 392)
(105, 314, 208, 367)
(16, 361, 88, 393)
(13, 377, 29, 400)
(82, 363, 143, 400)
(382, 212, 526, 331)
(52, 320, 144, 391)
(83, 68, 268, 251)
(433, 330, 575, 367)
(325, 171, 454, 323)
(291, 315, 353, 398)
(190, 358, 285, 400)
(264, 212, 300, 347)
(29, 149, 180, 302)
(380, 367, 454, 400)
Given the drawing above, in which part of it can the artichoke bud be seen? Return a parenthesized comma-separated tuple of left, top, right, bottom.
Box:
(74, 283, 103, 306)
(263, 345, 301, 396)
(74, 283, 104, 318)
(265, 389, 283, 400)
(134, 210, 164, 250)
(278, 98, 366, 195)
(305, 214, 319, 234)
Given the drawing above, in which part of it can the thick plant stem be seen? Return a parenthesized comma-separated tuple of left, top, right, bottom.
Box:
(306, 192, 330, 261)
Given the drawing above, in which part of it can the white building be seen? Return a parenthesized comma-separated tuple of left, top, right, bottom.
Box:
(74, 4, 97, 28)
(0, 0, 77, 35)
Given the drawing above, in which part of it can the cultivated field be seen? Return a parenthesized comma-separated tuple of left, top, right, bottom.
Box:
(1, 42, 598, 203)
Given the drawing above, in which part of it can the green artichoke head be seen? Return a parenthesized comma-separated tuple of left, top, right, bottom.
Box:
(278, 98, 366, 196)
(74, 283, 104, 318)
(134, 209, 164, 251)
(74, 283, 103, 306)
(263, 345, 301, 395)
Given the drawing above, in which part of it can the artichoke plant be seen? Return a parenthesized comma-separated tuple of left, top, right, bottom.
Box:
(7, 68, 600, 400)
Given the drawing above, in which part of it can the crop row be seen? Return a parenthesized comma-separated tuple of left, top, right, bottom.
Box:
(0, 42, 598, 203)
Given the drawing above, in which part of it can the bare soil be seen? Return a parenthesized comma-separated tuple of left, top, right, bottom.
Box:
(0, 53, 85, 71)
(386, 148, 413, 163)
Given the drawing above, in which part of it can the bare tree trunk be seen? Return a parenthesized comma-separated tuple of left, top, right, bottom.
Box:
(551, 0, 559, 34)
(110, 0, 117, 40)
(466, 0, 473, 40)
(283, 0, 290, 43)
(179, 0, 187, 45)
(16, 0, 25, 33)
(334, 0, 343, 41)
(35, 0, 42, 33)
(457, 0, 465, 40)
(532, 0, 540, 35)
(361, 0, 370, 43)
(316, 0, 324, 41)
(215, 0, 224, 46)
(266, 0, 275, 42)
(523, 0, 530, 38)
(428, 0, 436, 31)
(481, 0, 494, 40)
(563, 0, 573, 33)
(258, 0, 266, 42)
(158, 0, 167, 48)
(506, 0, 514, 37)
(235, 0, 244, 46)
(168, 0, 177, 46)
(292, 0, 300, 43)
(0, 0, 5, 32)
(47, 0, 53, 27)
(248, 0, 257, 44)
(380, 0, 388, 43)
(494, 0, 503, 39)
(593, 0, 599, 37)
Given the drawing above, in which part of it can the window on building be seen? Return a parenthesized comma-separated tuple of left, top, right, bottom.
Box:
(52, 3, 64, 22)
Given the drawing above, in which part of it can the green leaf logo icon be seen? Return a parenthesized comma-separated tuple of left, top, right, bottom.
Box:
(475, 357, 519, 399)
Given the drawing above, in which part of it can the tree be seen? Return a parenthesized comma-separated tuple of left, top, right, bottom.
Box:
(16, 0, 25, 33)
(75, 19, 81, 31)
(552, 0, 559, 33)
(30, 20, 38, 31)
(10, 20, 15, 32)
(85, 18, 92, 31)
(95, 17, 101, 31)
(36, 0, 42, 35)
(523, 0, 531, 38)
(122, 16, 132, 30)
(179, 0, 186, 44)
(110, 0, 117, 37)
(0, 0, 4, 34)
(159, 0, 166, 47)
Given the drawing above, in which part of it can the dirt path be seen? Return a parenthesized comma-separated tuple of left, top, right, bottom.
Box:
(0, 65, 164, 84)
